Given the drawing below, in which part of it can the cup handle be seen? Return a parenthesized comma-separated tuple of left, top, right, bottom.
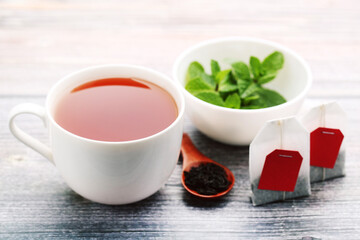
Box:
(9, 103, 54, 164)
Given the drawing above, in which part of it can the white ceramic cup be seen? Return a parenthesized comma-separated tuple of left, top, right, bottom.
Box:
(173, 37, 312, 145)
(9, 64, 185, 205)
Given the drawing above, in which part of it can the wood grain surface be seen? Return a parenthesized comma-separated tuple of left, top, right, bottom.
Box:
(1, 0, 360, 239)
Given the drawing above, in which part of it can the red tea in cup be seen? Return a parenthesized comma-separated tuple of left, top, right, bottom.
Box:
(54, 78, 178, 142)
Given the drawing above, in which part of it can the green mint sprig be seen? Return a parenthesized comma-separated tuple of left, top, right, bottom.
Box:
(184, 51, 286, 109)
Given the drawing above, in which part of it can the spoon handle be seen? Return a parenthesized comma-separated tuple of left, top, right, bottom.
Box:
(181, 133, 207, 165)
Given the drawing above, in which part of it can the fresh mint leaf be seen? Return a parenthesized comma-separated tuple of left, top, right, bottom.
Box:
(237, 79, 250, 96)
(224, 93, 241, 109)
(218, 70, 238, 93)
(240, 82, 260, 99)
(258, 88, 286, 107)
(200, 73, 216, 88)
(257, 72, 277, 84)
(211, 60, 221, 78)
(249, 56, 262, 79)
(186, 61, 204, 83)
(243, 94, 259, 105)
(251, 88, 286, 108)
(232, 62, 250, 80)
(219, 91, 236, 101)
(185, 77, 213, 94)
(215, 69, 231, 84)
(194, 90, 224, 107)
(262, 51, 284, 73)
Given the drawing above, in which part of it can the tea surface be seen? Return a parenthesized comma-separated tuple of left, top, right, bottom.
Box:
(54, 78, 178, 141)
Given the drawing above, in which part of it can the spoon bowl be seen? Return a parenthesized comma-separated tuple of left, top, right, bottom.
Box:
(181, 133, 235, 198)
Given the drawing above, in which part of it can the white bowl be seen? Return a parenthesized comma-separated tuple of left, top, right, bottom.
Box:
(173, 37, 312, 145)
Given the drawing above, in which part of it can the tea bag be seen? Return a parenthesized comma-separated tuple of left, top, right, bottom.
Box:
(300, 102, 346, 183)
(250, 117, 311, 206)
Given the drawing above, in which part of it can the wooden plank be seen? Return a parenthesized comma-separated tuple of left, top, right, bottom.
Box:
(1, 96, 360, 239)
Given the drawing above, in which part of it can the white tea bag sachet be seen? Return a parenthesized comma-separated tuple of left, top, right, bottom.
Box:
(301, 102, 346, 183)
(250, 117, 311, 206)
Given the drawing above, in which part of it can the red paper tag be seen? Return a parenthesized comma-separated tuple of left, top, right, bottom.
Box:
(258, 149, 303, 192)
(310, 127, 344, 168)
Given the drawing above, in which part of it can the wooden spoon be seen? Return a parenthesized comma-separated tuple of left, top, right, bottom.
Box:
(181, 133, 235, 198)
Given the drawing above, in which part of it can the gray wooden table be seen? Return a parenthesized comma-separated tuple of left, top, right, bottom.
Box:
(1, 0, 360, 239)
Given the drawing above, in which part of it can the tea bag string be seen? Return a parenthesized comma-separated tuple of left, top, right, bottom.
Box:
(278, 120, 286, 200)
(320, 104, 326, 127)
(320, 104, 326, 180)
